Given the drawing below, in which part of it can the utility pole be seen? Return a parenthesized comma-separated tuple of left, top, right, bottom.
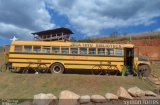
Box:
(129, 35, 132, 42)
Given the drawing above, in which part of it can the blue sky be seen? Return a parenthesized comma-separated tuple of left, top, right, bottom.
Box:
(0, 0, 160, 45)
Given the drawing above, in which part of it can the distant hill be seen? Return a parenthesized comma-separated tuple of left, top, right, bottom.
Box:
(77, 31, 160, 60)
(78, 31, 160, 43)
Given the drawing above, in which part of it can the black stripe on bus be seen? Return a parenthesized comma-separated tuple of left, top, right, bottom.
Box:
(11, 62, 51, 64)
(9, 52, 124, 57)
(9, 57, 124, 62)
(11, 62, 118, 66)
(64, 63, 117, 66)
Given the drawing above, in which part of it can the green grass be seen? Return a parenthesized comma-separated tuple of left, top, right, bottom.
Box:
(0, 73, 152, 99)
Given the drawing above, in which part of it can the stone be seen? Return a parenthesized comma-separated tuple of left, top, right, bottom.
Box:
(145, 90, 157, 97)
(157, 95, 160, 99)
(18, 101, 33, 105)
(58, 90, 80, 105)
(33, 93, 57, 105)
(81, 103, 93, 105)
(105, 93, 118, 100)
(91, 95, 106, 103)
(94, 103, 106, 105)
(128, 87, 145, 97)
(79, 95, 91, 104)
(117, 87, 133, 99)
(153, 88, 160, 95)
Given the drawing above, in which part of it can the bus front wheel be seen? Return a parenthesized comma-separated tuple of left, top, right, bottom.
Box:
(138, 65, 151, 77)
(50, 63, 64, 74)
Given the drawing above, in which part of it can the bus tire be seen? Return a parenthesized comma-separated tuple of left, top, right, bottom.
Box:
(138, 65, 151, 77)
(50, 63, 64, 74)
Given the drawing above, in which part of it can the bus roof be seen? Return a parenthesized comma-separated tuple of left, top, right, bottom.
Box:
(11, 41, 134, 48)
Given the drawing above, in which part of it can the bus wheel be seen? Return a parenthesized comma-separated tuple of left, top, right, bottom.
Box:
(51, 63, 64, 74)
(138, 65, 151, 77)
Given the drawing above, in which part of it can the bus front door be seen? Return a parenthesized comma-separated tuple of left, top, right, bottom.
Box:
(124, 48, 134, 74)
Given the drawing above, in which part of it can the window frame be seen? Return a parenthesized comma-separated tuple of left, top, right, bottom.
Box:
(80, 47, 88, 55)
(42, 46, 51, 53)
(33, 46, 41, 53)
(24, 45, 32, 53)
(61, 47, 69, 54)
(70, 48, 78, 54)
(115, 48, 123, 56)
(14, 45, 23, 52)
(52, 47, 60, 54)
(106, 48, 114, 55)
(98, 48, 105, 55)
(89, 48, 96, 55)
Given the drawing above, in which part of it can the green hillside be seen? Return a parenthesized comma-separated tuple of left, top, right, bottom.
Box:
(78, 31, 160, 43)
(0, 73, 152, 99)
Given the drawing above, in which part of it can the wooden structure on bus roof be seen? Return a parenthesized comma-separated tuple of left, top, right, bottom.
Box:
(32, 27, 74, 41)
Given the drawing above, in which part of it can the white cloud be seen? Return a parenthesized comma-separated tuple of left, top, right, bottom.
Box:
(155, 28, 160, 31)
(0, 0, 55, 40)
(0, 22, 33, 40)
(47, 0, 160, 36)
(1, 0, 160, 39)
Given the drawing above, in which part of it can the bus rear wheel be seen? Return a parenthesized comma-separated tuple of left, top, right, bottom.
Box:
(50, 63, 64, 74)
(138, 65, 151, 77)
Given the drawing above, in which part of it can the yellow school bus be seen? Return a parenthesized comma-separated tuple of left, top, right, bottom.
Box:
(8, 40, 151, 76)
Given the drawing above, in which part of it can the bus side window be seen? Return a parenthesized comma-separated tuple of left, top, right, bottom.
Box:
(14, 45, 23, 52)
(70, 48, 78, 54)
(52, 47, 60, 54)
(61, 47, 69, 54)
(80, 48, 87, 55)
(24, 46, 32, 53)
(106, 48, 114, 55)
(33, 46, 41, 53)
(42, 46, 50, 53)
(89, 48, 96, 55)
(116, 49, 123, 56)
(98, 48, 105, 55)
